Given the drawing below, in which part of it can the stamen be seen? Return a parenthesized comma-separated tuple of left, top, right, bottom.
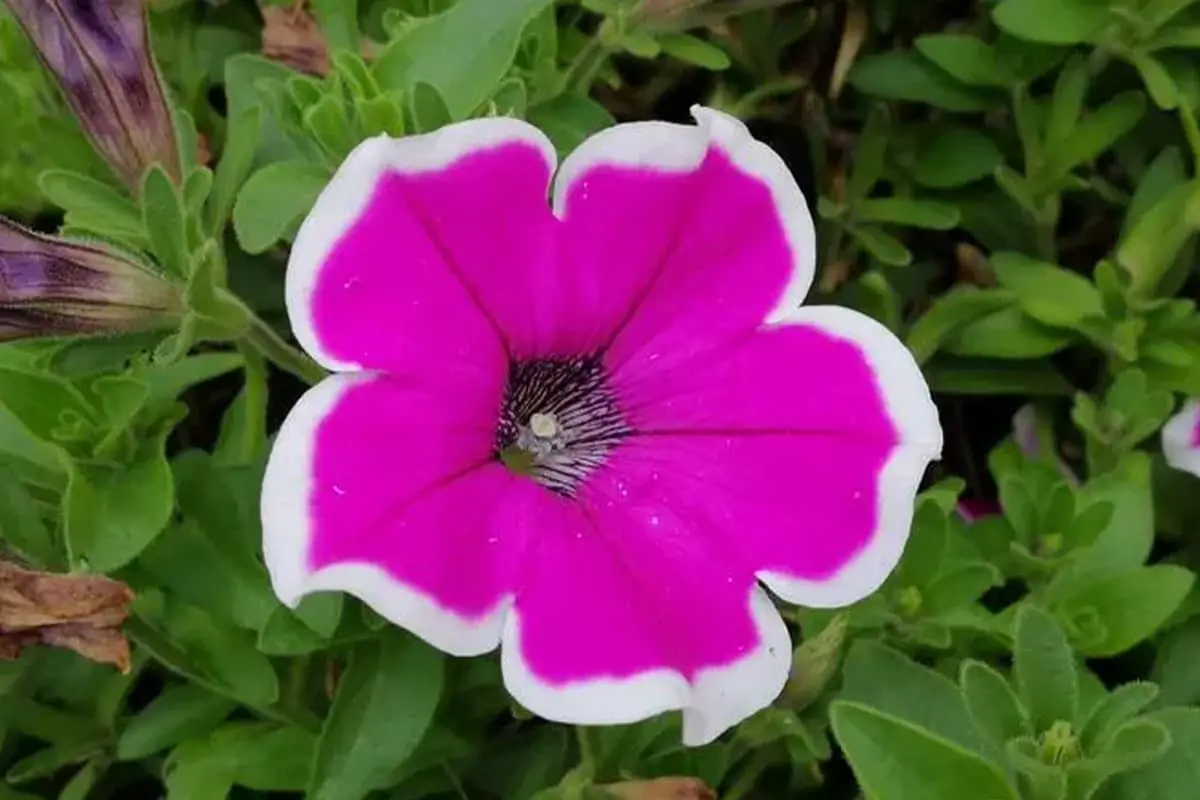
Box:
(495, 354, 629, 495)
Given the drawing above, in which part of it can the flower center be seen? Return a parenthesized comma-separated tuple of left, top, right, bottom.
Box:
(495, 354, 629, 495)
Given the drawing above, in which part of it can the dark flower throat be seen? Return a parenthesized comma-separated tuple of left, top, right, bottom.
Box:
(495, 354, 629, 495)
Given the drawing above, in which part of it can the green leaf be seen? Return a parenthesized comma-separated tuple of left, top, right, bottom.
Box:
(304, 94, 357, 163)
(1056, 565, 1195, 657)
(117, 685, 237, 761)
(1080, 682, 1160, 753)
(1046, 57, 1090, 156)
(992, 0, 1110, 44)
(960, 660, 1030, 746)
(526, 94, 615, 157)
(915, 35, 1015, 87)
(162, 740, 236, 800)
(139, 515, 277, 631)
(1069, 719, 1172, 798)
(141, 165, 191, 280)
(856, 197, 960, 229)
(64, 430, 175, 572)
(256, 607, 330, 656)
(941, 305, 1075, 359)
(207, 106, 263, 236)
(1045, 92, 1146, 175)
(233, 725, 319, 791)
(1116, 179, 1200, 296)
(1014, 604, 1079, 731)
(58, 762, 103, 800)
(1132, 51, 1181, 109)
(924, 563, 1002, 614)
(312, 0, 360, 53)
(896, 500, 949, 587)
(38, 169, 145, 241)
(1098, 708, 1200, 799)
(657, 33, 731, 70)
(1063, 454, 1155, 584)
(144, 353, 245, 413)
(907, 291, 1022, 362)
(0, 366, 95, 443)
(333, 52, 379, 101)
(840, 640, 985, 754)
(5, 739, 105, 784)
(130, 604, 280, 709)
(831, 701, 1019, 800)
(926, 358, 1074, 396)
(621, 31, 662, 59)
(232, 160, 330, 253)
(223, 54, 303, 165)
(910, 129, 1004, 188)
(848, 225, 912, 266)
(165, 723, 316, 794)
(486, 76, 527, 117)
(292, 593, 343, 638)
(849, 51, 994, 112)
(308, 632, 445, 800)
(990, 252, 1105, 330)
(0, 465, 58, 567)
(1154, 619, 1200, 707)
(406, 81, 453, 133)
(846, 105, 889, 201)
(373, 0, 554, 119)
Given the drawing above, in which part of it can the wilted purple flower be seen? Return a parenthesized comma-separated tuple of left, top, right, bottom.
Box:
(956, 405, 1080, 523)
(1, 216, 182, 341)
(4, 0, 181, 190)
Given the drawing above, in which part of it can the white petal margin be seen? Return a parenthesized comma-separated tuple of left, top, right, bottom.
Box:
(1163, 400, 1200, 477)
(286, 118, 558, 372)
(261, 373, 510, 657)
(758, 305, 944, 609)
(551, 104, 816, 315)
(500, 587, 791, 747)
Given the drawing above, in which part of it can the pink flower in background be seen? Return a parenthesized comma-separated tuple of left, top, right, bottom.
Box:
(955, 404, 1079, 524)
(260, 107, 942, 744)
(1163, 401, 1200, 477)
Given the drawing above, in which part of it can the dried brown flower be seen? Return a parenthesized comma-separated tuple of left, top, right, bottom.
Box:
(0, 561, 134, 672)
(601, 777, 718, 800)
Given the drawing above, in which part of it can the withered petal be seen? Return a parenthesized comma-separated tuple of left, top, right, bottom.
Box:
(5, 0, 181, 189)
(0, 216, 182, 342)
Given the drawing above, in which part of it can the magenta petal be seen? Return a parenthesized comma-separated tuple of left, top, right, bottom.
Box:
(612, 306, 941, 606)
(262, 373, 528, 655)
(1163, 400, 1200, 477)
(287, 118, 557, 379)
(548, 107, 814, 358)
(500, 489, 789, 745)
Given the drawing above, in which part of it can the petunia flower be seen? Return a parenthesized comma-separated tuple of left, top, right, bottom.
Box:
(1163, 400, 1200, 477)
(4, 0, 181, 190)
(0, 216, 182, 341)
(260, 107, 943, 744)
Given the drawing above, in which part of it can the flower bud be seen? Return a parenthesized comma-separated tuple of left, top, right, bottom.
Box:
(0, 216, 182, 341)
(601, 778, 717, 800)
(4, 0, 182, 190)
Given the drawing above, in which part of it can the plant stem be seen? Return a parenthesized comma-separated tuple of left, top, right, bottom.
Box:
(564, 37, 613, 95)
(723, 752, 771, 800)
(1178, 106, 1200, 176)
(242, 312, 326, 386)
(574, 726, 596, 770)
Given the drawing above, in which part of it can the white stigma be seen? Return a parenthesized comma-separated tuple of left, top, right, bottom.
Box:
(529, 412, 559, 439)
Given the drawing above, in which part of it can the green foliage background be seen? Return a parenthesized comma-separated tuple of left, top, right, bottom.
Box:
(3, 0, 1200, 798)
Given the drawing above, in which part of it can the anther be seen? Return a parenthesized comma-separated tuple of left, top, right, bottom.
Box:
(530, 412, 559, 439)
